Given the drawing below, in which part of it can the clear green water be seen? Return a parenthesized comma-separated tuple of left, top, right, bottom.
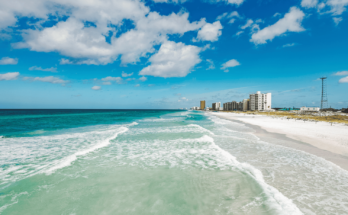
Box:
(1, 110, 348, 214)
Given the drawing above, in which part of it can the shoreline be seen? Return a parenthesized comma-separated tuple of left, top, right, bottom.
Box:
(210, 112, 348, 171)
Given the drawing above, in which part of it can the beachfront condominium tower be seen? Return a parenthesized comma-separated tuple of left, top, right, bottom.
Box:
(200, 101, 206, 110)
(242, 99, 249, 111)
(249, 91, 272, 111)
(212, 102, 221, 110)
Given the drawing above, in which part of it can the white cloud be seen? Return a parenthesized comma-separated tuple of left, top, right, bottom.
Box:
(333, 71, 348, 76)
(29, 66, 57, 73)
(236, 31, 244, 36)
(339, 76, 348, 83)
(139, 41, 201, 78)
(139, 76, 147, 81)
(206, 59, 215, 70)
(10, 1, 207, 66)
(251, 7, 305, 44)
(241, 19, 254, 29)
(27, 76, 69, 85)
(151, 0, 186, 3)
(226, 0, 244, 5)
(92, 86, 101, 90)
(101, 76, 123, 84)
(102, 81, 112, 85)
(221, 59, 240, 72)
(333, 17, 343, 25)
(282, 43, 296, 48)
(217, 11, 240, 23)
(122, 71, 133, 77)
(273, 12, 282, 17)
(126, 78, 135, 81)
(0, 72, 19, 80)
(0, 57, 18, 65)
(301, 0, 318, 8)
(197, 21, 223, 42)
(327, 0, 348, 15)
(60, 58, 73, 65)
(134, 84, 140, 87)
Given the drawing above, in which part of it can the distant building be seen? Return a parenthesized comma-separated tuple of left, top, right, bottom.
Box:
(200, 100, 206, 110)
(300, 107, 320, 112)
(249, 91, 272, 111)
(191, 106, 199, 110)
(212, 102, 221, 110)
(242, 99, 249, 111)
(232, 101, 237, 110)
(205, 107, 210, 111)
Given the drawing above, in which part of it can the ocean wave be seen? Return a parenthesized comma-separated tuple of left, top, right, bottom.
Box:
(46, 127, 128, 174)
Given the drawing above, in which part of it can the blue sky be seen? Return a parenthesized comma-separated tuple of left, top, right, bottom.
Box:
(0, 0, 347, 109)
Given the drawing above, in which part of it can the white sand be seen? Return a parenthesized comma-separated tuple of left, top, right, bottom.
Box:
(211, 112, 348, 157)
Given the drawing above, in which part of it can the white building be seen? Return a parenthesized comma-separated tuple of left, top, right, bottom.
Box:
(249, 91, 272, 111)
(300, 107, 320, 112)
(212, 102, 221, 110)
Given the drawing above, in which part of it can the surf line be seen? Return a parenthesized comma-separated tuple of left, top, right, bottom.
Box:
(193, 119, 303, 215)
(45, 126, 129, 175)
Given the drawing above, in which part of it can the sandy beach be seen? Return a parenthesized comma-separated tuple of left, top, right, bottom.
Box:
(210, 112, 348, 171)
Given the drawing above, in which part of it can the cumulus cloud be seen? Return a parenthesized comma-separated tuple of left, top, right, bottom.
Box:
(251, 7, 305, 44)
(0, 57, 18, 65)
(60, 58, 73, 65)
(139, 41, 201, 78)
(333, 71, 348, 76)
(241, 19, 254, 29)
(206, 59, 215, 70)
(8, 1, 207, 66)
(22, 76, 69, 85)
(197, 21, 223, 42)
(122, 71, 133, 77)
(101, 76, 123, 84)
(221, 59, 240, 72)
(217, 11, 240, 24)
(282, 43, 296, 48)
(139, 76, 147, 81)
(29, 66, 57, 73)
(301, 0, 318, 8)
(92, 86, 101, 90)
(226, 0, 244, 5)
(333, 17, 343, 25)
(327, 0, 348, 15)
(339, 76, 348, 83)
(235, 31, 244, 36)
(0, 72, 20, 80)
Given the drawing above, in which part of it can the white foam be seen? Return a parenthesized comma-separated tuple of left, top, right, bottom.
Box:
(210, 141, 303, 215)
(46, 127, 128, 174)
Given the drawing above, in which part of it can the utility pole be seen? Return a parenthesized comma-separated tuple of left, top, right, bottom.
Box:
(320, 77, 328, 110)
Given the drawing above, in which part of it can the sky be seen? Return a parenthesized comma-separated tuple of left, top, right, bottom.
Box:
(0, 0, 348, 109)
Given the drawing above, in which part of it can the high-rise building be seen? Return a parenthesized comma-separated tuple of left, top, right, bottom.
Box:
(200, 100, 206, 110)
(212, 102, 221, 110)
(231, 101, 237, 110)
(242, 99, 249, 111)
(249, 91, 272, 111)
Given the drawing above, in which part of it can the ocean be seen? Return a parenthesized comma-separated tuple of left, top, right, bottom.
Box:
(1, 109, 348, 215)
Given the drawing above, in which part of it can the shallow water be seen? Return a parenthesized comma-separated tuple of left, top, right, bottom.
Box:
(0, 110, 347, 214)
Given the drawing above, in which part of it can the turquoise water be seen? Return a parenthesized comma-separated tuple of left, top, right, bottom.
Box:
(1, 110, 348, 214)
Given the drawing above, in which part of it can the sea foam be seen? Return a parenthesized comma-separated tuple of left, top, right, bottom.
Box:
(46, 127, 128, 174)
